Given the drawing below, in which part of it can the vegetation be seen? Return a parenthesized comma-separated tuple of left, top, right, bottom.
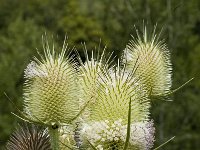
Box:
(0, 0, 200, 149)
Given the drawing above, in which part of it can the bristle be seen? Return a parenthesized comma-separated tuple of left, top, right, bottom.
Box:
(78, 50, 112, 118)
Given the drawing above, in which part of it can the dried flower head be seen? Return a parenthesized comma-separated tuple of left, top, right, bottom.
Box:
(23, 40, 79, 125)
(6, 123, 51, 150)
(124, 27, 172, 96)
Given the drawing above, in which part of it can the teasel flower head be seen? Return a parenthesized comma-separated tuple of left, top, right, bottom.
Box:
(6, 123, 51, 150)
(80, 60, 152, 149)
(123, 26, 172, 96)
(79, 52, 103, 103)
(23, 39, 79, 125)
(78, 49, 111, 118)
(87, 64, 150, 122)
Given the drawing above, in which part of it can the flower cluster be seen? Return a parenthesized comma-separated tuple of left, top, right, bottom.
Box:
(81, 119, 155, 150)
(7, 26, 172, 150)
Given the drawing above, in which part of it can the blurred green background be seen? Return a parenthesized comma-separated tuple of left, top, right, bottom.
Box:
(0, 0, 200, 149)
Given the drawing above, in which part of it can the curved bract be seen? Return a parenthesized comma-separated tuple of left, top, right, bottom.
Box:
(124, 27, 172, 96)
(23, 42, 79, 125)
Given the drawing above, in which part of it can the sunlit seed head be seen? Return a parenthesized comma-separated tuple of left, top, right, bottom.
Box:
(79, 58, 103, 103)
(23, 40, 79, 125)
(80, 62, 151, 149)
(123, 27, 172, 96)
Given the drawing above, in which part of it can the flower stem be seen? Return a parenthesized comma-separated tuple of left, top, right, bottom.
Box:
(48, 125, 60, 150)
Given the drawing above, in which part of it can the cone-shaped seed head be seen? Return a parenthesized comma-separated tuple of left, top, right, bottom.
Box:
(124, 27, 172, 96)
(23, 44, 79, 125)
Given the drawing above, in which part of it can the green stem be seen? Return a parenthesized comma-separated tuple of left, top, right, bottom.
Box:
(123, 98, 132, 150)
(48, 126, 60, 150)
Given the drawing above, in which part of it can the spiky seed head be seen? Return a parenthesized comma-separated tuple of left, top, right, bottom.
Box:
(23, 42, 79, 125)
(81, 120, 155, 150)
(79, 58, 103, 104)
(79, 62, 151, 149)
(78, 51, 110, 119)
(124, 27, 172, 96)
(87, 65, 150, 123)
(6, 123, 51, 150)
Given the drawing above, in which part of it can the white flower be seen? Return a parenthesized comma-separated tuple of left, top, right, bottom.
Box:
(24, 61, 48, 78)
(80, 119, 155, 150)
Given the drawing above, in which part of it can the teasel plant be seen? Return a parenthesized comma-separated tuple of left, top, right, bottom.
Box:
(6, 26, 193, 150)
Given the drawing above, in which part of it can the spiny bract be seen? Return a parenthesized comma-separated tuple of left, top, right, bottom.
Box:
(124, 27, 172, 96)
(23, 42, 79, 125)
